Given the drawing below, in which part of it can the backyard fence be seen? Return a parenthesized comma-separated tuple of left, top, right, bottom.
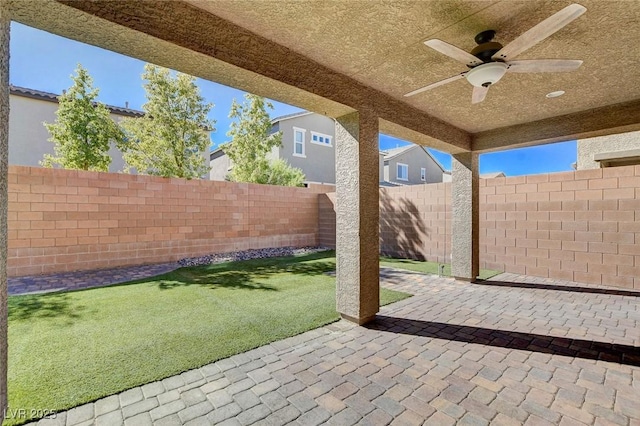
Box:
(7, 164, 640, 290)
(359, 165, 639, 290)
(7, 166, 331, 277)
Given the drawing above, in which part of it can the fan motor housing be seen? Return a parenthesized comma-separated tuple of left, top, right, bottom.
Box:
(471, 41, 504, 63)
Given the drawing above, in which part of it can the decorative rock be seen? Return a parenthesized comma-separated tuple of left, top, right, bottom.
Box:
(178, 247, 332, 267)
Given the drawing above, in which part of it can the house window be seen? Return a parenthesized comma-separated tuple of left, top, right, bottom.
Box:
(310, 131, 333, 147)
(397, 163, 408, 181)
(420, 167, 426, 181)
(293, 127, 306, 157)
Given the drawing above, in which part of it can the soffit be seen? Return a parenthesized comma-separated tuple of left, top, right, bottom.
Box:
(187, 0, 640, 133)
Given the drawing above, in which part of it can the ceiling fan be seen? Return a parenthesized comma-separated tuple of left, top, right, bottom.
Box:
(405, 3, 586, 104)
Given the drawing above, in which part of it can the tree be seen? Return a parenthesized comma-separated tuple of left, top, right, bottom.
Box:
(41, 64, 124, 171)
(261, 158, 305, 186)
(119, 64, 214, 179)
(224, 94, 305, 187)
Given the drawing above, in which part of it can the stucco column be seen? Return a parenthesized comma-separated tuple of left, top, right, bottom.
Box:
(0, 0, 8, 416)
(451, 152, 479, 281)
(335, 112, 379, 325)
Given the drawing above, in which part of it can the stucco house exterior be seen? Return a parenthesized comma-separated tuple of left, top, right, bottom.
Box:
(8, 85, 143, 172)
(576, 130, 640, 169)
(210, 111, 444, 185)
(9, 85, 210, 175)
(381, 144, 444, 185)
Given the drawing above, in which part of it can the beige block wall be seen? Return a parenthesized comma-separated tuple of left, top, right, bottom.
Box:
(8, 165, 640, 290)
(319, 165, 640, 290)
(8, 166, 323, 277)
(380, 183, 450, 263)
(480, 165, 640, 289)
(317, 192, 336, 248)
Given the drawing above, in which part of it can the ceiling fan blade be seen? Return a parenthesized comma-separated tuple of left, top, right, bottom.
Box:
(507, 59, 583, 73)
(425, 39, 483, 67)
(404, 73, 467, 97)
(472, 86, 488, 104)
(492, 3, 586, 61)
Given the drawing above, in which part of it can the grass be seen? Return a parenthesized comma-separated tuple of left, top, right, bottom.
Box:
(7, 251, 410, 425)
(380, 256, 502, 280)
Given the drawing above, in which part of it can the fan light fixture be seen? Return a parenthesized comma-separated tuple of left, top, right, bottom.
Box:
(404, 3, 586, 103)
(466, 62, 508, 88)
(546, 90, 565, 98)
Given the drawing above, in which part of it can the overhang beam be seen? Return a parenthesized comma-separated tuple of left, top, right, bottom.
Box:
(44, 0, 470, 153)
(473, 99, 640, 153)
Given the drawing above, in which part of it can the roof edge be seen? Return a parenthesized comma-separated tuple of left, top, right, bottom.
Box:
(271, 111, 313, 124)
(9, 84, 144, 117)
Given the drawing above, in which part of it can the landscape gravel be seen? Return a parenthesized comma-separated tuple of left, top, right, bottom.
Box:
(178, 246, 333, 267)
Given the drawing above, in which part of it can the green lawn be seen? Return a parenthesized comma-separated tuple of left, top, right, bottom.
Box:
(380, 256, 502, 280)
(7, 251, 409, 425)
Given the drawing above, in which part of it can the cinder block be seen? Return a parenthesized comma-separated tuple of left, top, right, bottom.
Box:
(588, 242, 618, 254)
(548, 268, 574, 281)
(573, 272, 602, 285)
(561, 180, 588, 191)
(575, 190, 603, 200)
(562, 241, 589, 252)
(603, 188, 635, 200)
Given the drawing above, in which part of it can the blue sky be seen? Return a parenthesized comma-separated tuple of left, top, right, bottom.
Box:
(10, 22, 577, 176)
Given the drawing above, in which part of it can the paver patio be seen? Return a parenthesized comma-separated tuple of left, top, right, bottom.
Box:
(7, 263, 180, 296)
(30, 268, 639, 426)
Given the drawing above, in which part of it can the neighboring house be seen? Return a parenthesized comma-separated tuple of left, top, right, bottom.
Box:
(211, 111, 340, 184)
(210, 111, 445, 186)
(8, 85, 210, 175)
(576, 130, 640, 169)
(9, 85, 143, 173)
(209, 147, 233, 182)
(382, 145, 444, 185)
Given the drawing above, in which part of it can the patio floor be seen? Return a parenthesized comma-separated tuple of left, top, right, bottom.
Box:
(32, 269, 640, 426)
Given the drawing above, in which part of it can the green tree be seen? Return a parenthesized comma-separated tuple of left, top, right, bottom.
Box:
(262, 158, 305, 186)
(41, 64, 124, 171)
(119, 64, 214, 179)
(224, 94, 305, 187)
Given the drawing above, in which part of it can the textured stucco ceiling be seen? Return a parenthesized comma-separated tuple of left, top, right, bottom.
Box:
(9, 0, 640, 153)
(187, 0, 640, 134)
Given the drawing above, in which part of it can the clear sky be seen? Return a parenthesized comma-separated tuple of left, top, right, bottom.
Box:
(10, 22, 577, 176)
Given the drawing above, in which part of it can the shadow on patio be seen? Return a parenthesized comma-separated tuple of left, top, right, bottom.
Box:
(366, 315, 640, 367)
(475, 279, 640, 297)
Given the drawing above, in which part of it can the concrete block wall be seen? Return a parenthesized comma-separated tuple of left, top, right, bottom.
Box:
(317, 192, 336, 248)
(480, 165, 640, 289)
(7, 166, 323, 277)
(8, 165, 640, 289)
(318, 183, 452, 262)
(380, 183, 450, 263)
(318, 165, 640, 290)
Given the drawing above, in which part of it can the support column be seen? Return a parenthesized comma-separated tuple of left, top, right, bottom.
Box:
(451, 152, 479, 281)
(335, 111, 379, 325)
(0, 0, 8, 416)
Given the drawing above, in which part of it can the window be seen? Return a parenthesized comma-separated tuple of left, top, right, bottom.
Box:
(594, 149, 640, 168)
(397, 163, 408, 181)
(293, 127, 306, 157)
(421, 167, 426, 181)
(310, 131, 333, 147)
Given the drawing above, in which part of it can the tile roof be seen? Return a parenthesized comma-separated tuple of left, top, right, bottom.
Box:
(9, 85, 144, 117)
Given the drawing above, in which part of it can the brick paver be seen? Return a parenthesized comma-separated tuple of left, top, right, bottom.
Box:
(8, 263, 179, 295)
(32, 268, 640, 425)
